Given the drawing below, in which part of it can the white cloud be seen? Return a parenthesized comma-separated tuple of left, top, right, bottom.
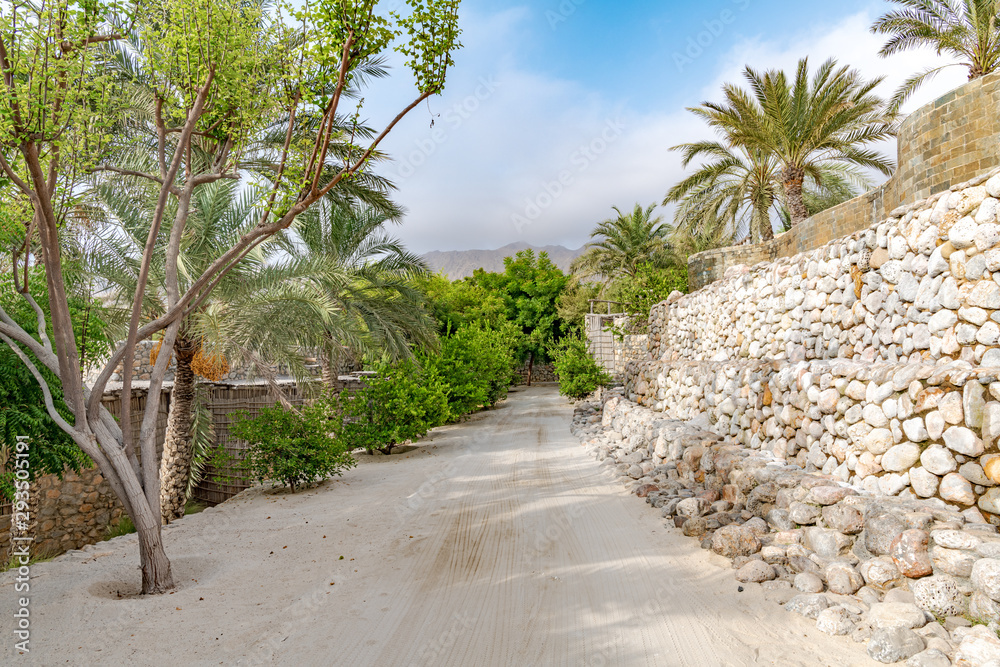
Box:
(373, 4, 976, 254)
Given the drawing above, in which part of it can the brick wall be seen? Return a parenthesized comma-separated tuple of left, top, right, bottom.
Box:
(689, 70, 1000, 290)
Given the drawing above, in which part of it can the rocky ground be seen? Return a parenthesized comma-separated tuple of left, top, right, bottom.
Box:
(572, 388, 1000, 666)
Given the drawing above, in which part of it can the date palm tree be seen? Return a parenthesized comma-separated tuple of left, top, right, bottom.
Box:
(89, 180, 433, 523)
(665, 144, 782, 245)
(872, 0, 1000, 111)
(687, 57, 897, 228)
(573, 203, 672, 282)
(665, 143, 869, 248)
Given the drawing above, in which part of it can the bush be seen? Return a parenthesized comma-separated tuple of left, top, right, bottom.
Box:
(609, 263, 688, 333)
(425, 323, 518, 419)
(230, 401, 355, 492)
(334, 359, 449, 455)
(551, 333, 612, 400)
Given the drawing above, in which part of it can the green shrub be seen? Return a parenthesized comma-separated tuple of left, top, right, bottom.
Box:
(424, 323, 518, 419)
(551, 333, 613, 400)
(230, 401, 355, 492)
(334, 359, 449, 455)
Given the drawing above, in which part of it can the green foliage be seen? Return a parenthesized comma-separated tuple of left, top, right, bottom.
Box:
(104, 515, 137, 540)
(414, 273, 509, 334)
(423, 323, 519, 419)
(334, 359, 449, 455)
(472, 249, 568, 363)
(230, 402, 356, 492)
(573, 204, 673, 281)
(872, 0, 1000, 111)
(0, 269, 108, 501)
(551, 333, 612, 400)
(608, 263, 689, 332)
(556, 278, 601, 332)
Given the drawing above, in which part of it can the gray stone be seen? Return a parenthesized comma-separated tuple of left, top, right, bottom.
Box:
(928, 309, 958, 334)
(860, 556, 904, 590)
(822, 504, 864, 534)
(826, 561, 864, 595)
(711, 525, 761, 558)
(788, 501, 821, 525)
(736, 560, 776, 583)
(930, 545, 977, 577)
(911, 575, 968, 617)
(954, 632, 1000, 665)
(920, 445, 957, 475)
(943, 426, 984, 456)
(904, 648, 952, 667)
(784, 593, 830, 619)
(867, 627, 925, 664)
(866, 509, 907, 555)
(867, 602, 929, 630)
(816, 606, 857, 636)
(803, 527, 852, 558)
(972, 558, 1000, 602)
(940, 472, 976, 505)
(910, 467, 940, 498)
(883, 443, 922, 472)
(794, 572, 825, 593)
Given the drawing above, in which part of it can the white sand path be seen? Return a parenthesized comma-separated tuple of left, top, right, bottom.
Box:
(2, 384, 878, 666)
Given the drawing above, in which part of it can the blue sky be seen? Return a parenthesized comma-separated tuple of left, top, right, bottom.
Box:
(363, 0, 970, 254)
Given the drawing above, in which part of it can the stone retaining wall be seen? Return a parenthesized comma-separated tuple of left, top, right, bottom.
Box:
(630, 169, 1000, 518)
(689, 70, 1000, 290)
(572, 391, 1000, 663)
(514, 362, 557, 384)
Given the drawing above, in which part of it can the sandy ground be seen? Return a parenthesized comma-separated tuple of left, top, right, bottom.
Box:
(1, 384, 878, 666)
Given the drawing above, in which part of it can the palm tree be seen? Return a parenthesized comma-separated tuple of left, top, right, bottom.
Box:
(269, 199, 437, 386)
(665, 143, 871, 248)
(573, 203, 672, 282)
(688, 57, 897, 228)
(665, 144, 782, 245)
(872, 0, 1000, 111)
(89, 179, 434, 522)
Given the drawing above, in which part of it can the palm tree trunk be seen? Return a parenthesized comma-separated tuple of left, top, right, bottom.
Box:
(159, 334, 198, 524)
(319, 339, 338, 389)
(782, 166, 809, 227)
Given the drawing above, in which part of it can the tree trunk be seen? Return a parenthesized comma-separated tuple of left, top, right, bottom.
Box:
(319, 339, 339, 389)
(782, 166, 809, 227)
(526, 352, 534, 387)
(92, 412, 175, 593)
(159, 334, 198, 524)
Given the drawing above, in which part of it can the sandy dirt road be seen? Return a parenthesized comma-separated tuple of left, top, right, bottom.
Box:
(1, 385, 876, 666)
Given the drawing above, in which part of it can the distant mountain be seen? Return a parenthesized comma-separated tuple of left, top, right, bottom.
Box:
(423, 242, 587, 279)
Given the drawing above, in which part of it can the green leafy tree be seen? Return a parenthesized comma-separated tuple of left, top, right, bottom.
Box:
(555, 278, 601, 333)
(551, 333, 612, 400)
(230, 402, 355, 493)
(473, 249, 568, 379)
(0, 0, 462, 593)
(685, 58, 897, 228)
(334, 359, 449, 455)
(872, 0, 1000, 111)
(414, 273, 509, 334)
(423, 323, 519, 418)
(604, 263, 689, 334)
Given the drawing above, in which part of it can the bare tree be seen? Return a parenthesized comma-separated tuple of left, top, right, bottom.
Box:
(0, 0, 461, 593)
